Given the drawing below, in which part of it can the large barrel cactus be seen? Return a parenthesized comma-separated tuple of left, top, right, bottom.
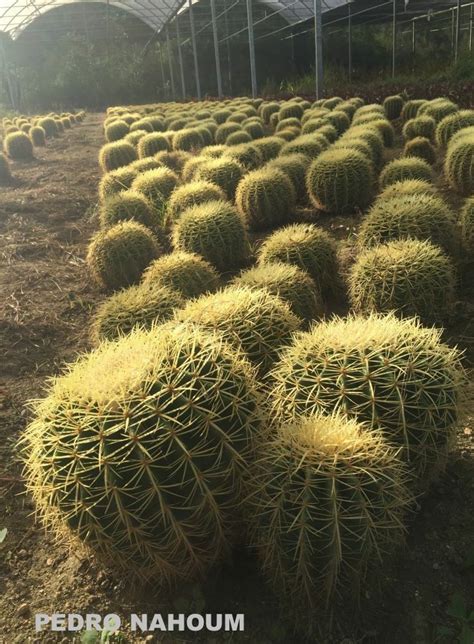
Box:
(383, 94, 404, 120)
(235, 167, 295, 230)
(444, 135, 474, 194)
(268, 313, 465, 482)
(248, 413, 411, 632)
(22, 324, 262, 584)
(348, 239, 456, 325)
(99, 141, 137, 173)
(142, 251, 220, 299)
(175, 286, 301, 375)
(379, 157, 432, 189)
(306, 148, 374, 213)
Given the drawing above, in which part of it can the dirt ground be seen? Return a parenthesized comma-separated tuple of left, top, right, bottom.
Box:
(0, 113, 473, 644)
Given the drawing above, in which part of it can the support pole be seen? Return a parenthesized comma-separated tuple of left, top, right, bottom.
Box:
(246, 0, 257, 97)
(348, 1, 352, 80)
(313, 0, 323, 98)
(188, 0, 201, 99)
(210, 0, 223, 98)
(391, 0, 396, 78)
(451, 7, 455, 53)
(166, 25, 176, 99)
(455, 0, 462, 61)
(159, 43, 167, 99)
(470, 4, 473, 52)
(224, 0, 233, 94)
(176, 13, 186, 98)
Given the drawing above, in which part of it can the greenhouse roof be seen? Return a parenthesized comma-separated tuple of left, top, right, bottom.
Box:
(0, 0, 468, 40)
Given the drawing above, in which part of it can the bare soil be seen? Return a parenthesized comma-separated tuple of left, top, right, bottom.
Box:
(0, 114, 473, 644)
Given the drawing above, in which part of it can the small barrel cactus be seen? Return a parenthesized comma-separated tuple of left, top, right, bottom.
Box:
(260, 102, 280, 124)
(435, 110, 474, 147)
(418, 98, 458, 122)
(278, 102, 304, 121)
(235, 167, 295, 231)
(4, 131, 34, 160)
(99, 167, 137, 201)
(341, 126, 384, 167)
(401, 99, 426, 121)
(131, 167, 179, 220)
(280, 133, 329, 159)
(348, 239, 456, 325)
(215, 122, 242, 145)
(87, 220, 161, 290)
(358, 193, 458, 256)
(243, 120, 264, 139)
(154, 150, 191, 175)
(378, 178, 437, 202)
(166, 180, 226, 226)
(269, 313, 465, 482)
(143, 250, 220, 299)
(99, 190, 160, 231)
(379, 157, 432, 189)
(226, 131, 252, 146)
(90, 282, 183, 343)
(324, 110, 351, 134)
(99, 141, 137, 173)
(172, 200, 251, 272)
(37, 117, 58, 137)
(0, 152, 12, 184)
(252, 136, 284, 162)
(257, 223, 339, 297)
(22, 323, 262, 584)
(404, 136, 436, 165)
(195, 157, 244, 200)
(232, 262, 323, 322)
(248, 413, 411, 631)
(105, 120, 129, 142)
(266, 153, 311, 203)
(138, 132, 169, 158)
(306, 148, 374, 213)
(175, 286, 301, 374)
(383, 94, 404, 120)
(30, 126, 46, 147)
(445, 136, 474, 194)
(402, 116, 436, 142)
(172, 128, 204, 152)
(223, 143, 263, 171)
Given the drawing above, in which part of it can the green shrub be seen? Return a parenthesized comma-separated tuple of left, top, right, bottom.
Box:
(445, 136, 474, 194)
(143, 250, 220, 298)
(404, 136, 436, 165)
(99, 141, 137, 173)
(4, 131, 34, 160)
(166, 180, 226, 225)
(131, 167, 179, 221)
(257, 223, 339, 296)
(98, 167, 137, 201)
(233, 262, 323, 322)
(402, 116, 436, 142)
(269, 313, 465, 481)
(30, 126, 46, 147)
(435, 110, 474, 147)
(105, 120, 129, 142)
(306, 148, 374, 213)
(172, 200, 251, 272)
(195, 158, 244, 200)
(0, 152, 12, 184)
(266, 153, 311, 203)
(22, 323, 261, 583)
(248, 413, 411, 632)
(235, 167, 295, 231)
(91, 282, 183, 343)
(87, 220, 161, 290)
(99, 190, 160, 231)
(175, 286, 301, 374)
(349, 239, 456, 325)
(383, 94, 404, 120)
(358, 193, 458, 255)
(138, 132, 169, 158)
(379, 157, 432, 189)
